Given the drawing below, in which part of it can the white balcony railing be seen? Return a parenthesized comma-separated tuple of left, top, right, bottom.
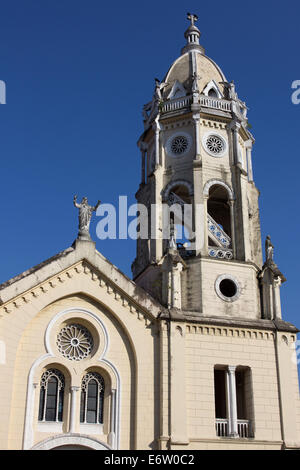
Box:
(199, 96, 232, 112)
(161, 94, 232, 114)
(161, 96, 192, 113)
(237, 419, 252, 438)
(216, 419, 252, 438)
(216, 419, 229, 437)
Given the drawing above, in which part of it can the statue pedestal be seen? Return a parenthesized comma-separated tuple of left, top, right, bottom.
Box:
(73, 237, 95, 247)
(78, 230, 93, 242)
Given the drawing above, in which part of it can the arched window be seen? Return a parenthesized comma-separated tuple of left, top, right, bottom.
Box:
(80, 372, 105, 424)
(207, 184, 233, 259)
(163, 184, 194, 258)
(208, 88, 218, 98)
(38, 369, 65, 422)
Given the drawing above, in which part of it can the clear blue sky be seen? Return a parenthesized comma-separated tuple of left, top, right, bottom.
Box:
(0, 1, 299, 332)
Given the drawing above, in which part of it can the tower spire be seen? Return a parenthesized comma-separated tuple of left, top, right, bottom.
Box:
(181, 12, 205, 55)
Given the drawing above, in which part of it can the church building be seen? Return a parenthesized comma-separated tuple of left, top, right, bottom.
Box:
(0, 15, 299, 450)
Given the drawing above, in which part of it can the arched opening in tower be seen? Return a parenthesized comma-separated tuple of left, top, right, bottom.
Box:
(165, 184, 193, 255)
(207, 185, 232, 249)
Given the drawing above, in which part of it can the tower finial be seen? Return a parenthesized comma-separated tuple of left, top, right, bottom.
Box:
(181, 12, 204, 55)
(187, 13, 198, 26)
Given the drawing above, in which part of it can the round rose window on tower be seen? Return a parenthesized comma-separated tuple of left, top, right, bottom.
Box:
(202, 133, 227, 157)
(171, 135, 188, 155)
(165, 132, 192, 158)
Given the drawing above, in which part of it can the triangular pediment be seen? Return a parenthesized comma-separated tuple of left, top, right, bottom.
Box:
(167, 80, 186, 100)
(0, 239, 163, 320)
(202, 80, 223, 99)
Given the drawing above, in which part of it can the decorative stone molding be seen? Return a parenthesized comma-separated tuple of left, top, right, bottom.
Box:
(163, 119, 192, 130)
(201, 119, 227, 130)
(0, 260, 154, 326)
(185, 324, 280, 341)
(167, 80, 187, 100)
(31, 433, 111, 450)
(202, 80, 223, 99)
(203, 179, 234, 200)
(161, 179, 194, 202)
(23, 307, 121, 450)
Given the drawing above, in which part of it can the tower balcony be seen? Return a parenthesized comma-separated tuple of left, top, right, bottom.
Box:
(160, 94, 232, 116)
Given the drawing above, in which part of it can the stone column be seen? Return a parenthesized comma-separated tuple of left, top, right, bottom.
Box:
(226, 366, 238, 438)
(108, 389, 116, 449)
(273, 277, 282, 319)
(203, 196, 208, 255)
(170, 262, 184, 309)
(229, 200, 236, 258)
(245, 142, 253, 182)
(193, 112, 201, 160)
(231, 121, 241, 166)
(23, 382, 39, 449)
(153, 118, 161, 167)
(69, 386, 80, 433)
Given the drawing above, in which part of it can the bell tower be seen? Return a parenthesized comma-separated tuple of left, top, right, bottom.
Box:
(132, 14, 284, 322)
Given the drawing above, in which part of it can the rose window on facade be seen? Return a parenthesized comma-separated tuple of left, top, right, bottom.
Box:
(57, 324, 94, 361)
(171, 135, 188, 155)
(203, 133, 227, 157)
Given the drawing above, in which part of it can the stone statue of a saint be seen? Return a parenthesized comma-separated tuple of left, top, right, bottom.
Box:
(265, 235, 274, 262)
(192, 72, 200, 94)
(73, 195, 101, 241)
(154, 78, 162, 101)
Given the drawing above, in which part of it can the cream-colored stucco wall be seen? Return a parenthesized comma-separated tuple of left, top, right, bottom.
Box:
(0, 255, 159, 450)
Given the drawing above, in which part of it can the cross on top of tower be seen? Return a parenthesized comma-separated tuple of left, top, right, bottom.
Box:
(187, 13, 198, 26)
(182, 12, 204, 55)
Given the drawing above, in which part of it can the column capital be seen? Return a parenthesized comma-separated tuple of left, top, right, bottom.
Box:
(70, 386, 80, 392)
(228, 120, 241, 132)
(245, 139, 253, 150)
(228, 365, 237, 374)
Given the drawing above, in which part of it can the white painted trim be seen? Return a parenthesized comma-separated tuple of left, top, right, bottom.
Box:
(31, 433, 111, 450)
(215, 274, 241, 303)
(44, 307, 109, 359)
(202, 80, 223, 99)
(167, 80, 186, 100)
(23, 307, 121, 451)
(203, 179, 234, 200)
